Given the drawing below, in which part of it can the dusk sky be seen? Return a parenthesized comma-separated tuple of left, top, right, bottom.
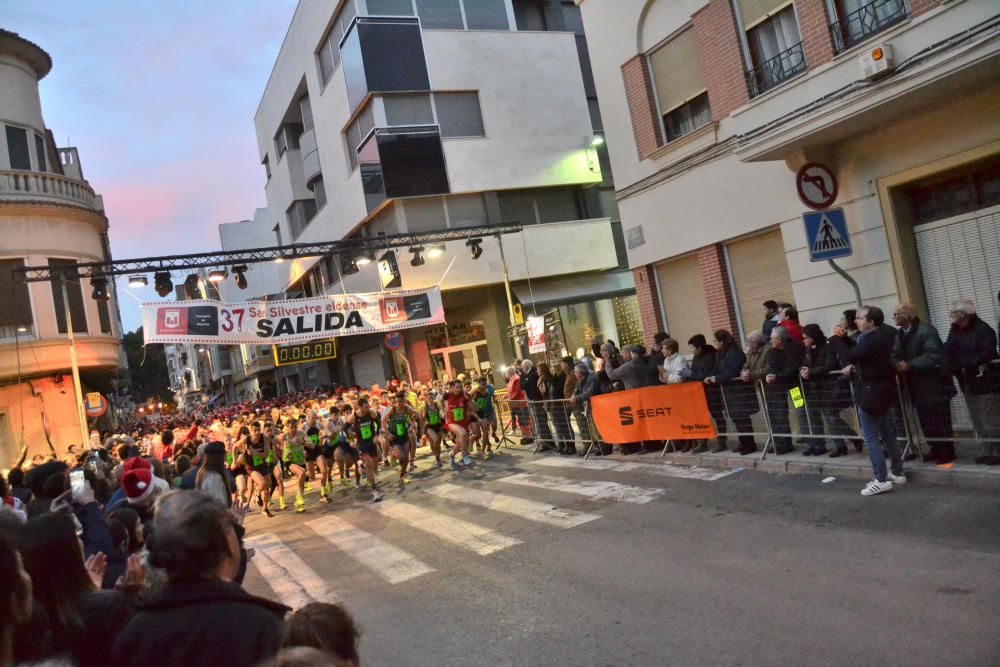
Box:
(4, 1, 299, 332)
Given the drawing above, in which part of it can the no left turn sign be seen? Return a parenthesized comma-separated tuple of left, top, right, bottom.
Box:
(795, 162, 838, 210)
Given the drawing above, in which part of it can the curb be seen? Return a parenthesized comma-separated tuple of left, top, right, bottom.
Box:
(653, 452, 998, 490)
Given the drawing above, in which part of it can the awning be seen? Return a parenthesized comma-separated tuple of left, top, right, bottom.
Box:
(512, 271, 635, 311)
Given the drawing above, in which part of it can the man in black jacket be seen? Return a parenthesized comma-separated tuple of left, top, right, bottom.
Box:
(112, 491, 289, 667)
(893, 304, 955, 463)
(944, 299, 1000, 464)
(764, 327, 804, 455)
(844, 306, 905, 496)
(520, 360, 555, 451)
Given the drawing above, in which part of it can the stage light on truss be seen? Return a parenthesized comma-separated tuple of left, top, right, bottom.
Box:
(208, 268, 228, 283)
(90, 277, 110, 301)
(232, 265, 248, 289)
(154, 272, 173, 297)
(427, 244, 445, 259)
(466, 238, 483, 260)
(128, 275, 148, 288)
(409, 246, 426, 267)
(340, 254, 359, 275)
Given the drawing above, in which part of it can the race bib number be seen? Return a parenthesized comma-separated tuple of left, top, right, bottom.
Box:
(476, 398, 486, 410)
(395, 423, 406, 436)
(452, 407, 464, 422)
(789, 386, 805, 409)
(428, 412, 440, 425)
(360, 424, 373, 440)
(252, 454, 264, 466)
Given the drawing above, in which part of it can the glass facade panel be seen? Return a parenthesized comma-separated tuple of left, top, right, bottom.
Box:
(376, 128, 450, 199)
(366, 0, 415, 15)
(464, 0, 510, 29)
(416, 0, 464, 28)
(359, 132, 387, 212)
(342, 19, 431, 112)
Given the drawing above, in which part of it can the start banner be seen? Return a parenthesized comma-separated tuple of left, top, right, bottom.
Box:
(142, 287, 445, 345)
(590, 382, 716, 443)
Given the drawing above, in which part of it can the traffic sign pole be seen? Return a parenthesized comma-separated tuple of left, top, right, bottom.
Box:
(828, 259, 862, 308)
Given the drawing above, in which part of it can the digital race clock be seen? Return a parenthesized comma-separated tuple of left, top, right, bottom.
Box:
(272, 339, 337, 366)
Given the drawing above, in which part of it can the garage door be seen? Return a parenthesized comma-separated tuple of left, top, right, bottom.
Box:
(655, 253, 712, 348)
(914, 206, 1000, 335)
(727, 229, 795, 342)
(914, 206, 1000, 430)
(350, 346, 386, 389)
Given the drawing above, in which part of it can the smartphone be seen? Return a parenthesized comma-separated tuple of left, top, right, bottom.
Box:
(70, 469, 86, 500)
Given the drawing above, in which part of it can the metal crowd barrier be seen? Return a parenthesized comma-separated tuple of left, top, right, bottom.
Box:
(492, 370, 1000, 463)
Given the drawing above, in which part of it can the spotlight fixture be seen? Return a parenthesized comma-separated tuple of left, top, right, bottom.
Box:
(208, 268, 227, 283)
(409, 246, 426, 267)
(128, 275, 148, 288)
(232, 265, 248, 290)
(590, 135, 605, 147)
(275, 256, 285, 264)
(356, 252, 374, 266)
(16, 326, 28, 333)
(90, 277, 110, 302)
(427, 244, 445, 259)
(154, 272, 173, 297)
(340, 254, 359, 275)
(466, 237, 483, 260)
(184, 274, 201, 300)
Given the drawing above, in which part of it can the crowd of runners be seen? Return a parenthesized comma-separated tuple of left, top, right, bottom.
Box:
(131, 376, 501, 511)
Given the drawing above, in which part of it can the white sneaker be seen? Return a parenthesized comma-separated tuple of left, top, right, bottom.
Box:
(861, 479, 893, 496)
(887, 472, 907, 484)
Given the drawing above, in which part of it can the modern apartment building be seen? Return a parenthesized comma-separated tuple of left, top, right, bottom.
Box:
(0, 30, 125, 461)
(578, 0, 999, 352)
(222, 0, 640, 390)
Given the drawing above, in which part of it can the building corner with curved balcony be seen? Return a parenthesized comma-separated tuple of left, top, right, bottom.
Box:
(0, 29, 127, 463)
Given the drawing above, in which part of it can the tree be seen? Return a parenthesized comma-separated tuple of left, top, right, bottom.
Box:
(123, 327, 172, 403)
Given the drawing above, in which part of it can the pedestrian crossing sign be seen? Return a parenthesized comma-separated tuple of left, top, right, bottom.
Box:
(802, 207, 852, 262)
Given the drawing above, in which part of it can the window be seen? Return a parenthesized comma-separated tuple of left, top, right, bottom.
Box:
(647, 29, 711, 144)
(5, 126, 30, 170)
(317, 0, 359, 83)
(366, 0, 414, 14)
(435, 92, 485, 138)
(312, 175, 327, 210)
(275, 127, 287, 158)
(664, 92, 712, 142)
(744, 5, 805, 97)
(416, 0, 464, 29)
(463, 0, 509, 29)
(0, 259, 34, 339)
(907, 160, 1000, 225)
(416, 0, 509, 30)
(263, 155, 271, 180)
(273, 223, 283, 246)
(831, 0, 909, 52)
(97, 299, 112, 334)
(498, 188, 584, 225)
(34, 133, 47, 172)
(341, 17, 431, 113)
(402, 197, 447, 232)
(513, 1, 547, 30)
(48, 259, 88, 334)
(300, 94, 314, 131)
(345, 102, 375, 171)
(384, 93, 435, 126)
(445, 193, 487, 226)
(287, 199, 319, 239)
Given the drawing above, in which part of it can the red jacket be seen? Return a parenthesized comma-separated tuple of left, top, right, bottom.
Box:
(506, 375, 525, 401)
(777, 320, 804, 343)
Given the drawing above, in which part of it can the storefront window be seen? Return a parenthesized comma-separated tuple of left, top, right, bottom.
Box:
(556, 294, 641, 357)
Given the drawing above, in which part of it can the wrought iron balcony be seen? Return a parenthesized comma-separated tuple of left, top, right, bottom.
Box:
(745, 41, 807, 98)
(830, 0, 909, 53)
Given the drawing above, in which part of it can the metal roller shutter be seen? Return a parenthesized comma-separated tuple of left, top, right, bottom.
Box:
(737, 0, 792, 29)
(655, 254, 713, 348)
(351, 346, 386, 389)
(914, 206, 1000, 430)
(726, 229, 795, 341)
(648, 29, 706, 115)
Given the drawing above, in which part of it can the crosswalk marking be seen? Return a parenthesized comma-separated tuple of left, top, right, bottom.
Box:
(370, 499, 522, 555)
(306, 515, 434, 584)
(500, 472, 664, 504)
(245, 533, 342, 608)
(530, 455, 734, 481)
(425, 483, 601, 528)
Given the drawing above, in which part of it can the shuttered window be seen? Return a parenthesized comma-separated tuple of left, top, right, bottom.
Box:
(655, 254, 713, 349)
(647, 29, 706, 115)
(726, 229, 795, 342)
(737, 0, 792, 29)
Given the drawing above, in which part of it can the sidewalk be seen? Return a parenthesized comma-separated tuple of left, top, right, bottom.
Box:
(653, 439, 1000, 490)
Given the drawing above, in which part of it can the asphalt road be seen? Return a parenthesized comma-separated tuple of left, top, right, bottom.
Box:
(241, 445, 1000, 667)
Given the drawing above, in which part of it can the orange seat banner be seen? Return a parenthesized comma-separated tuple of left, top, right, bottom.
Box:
(591, 383, 717, 443)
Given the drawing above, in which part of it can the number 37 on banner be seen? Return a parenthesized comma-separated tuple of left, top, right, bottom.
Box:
(220, 308, 247, 333)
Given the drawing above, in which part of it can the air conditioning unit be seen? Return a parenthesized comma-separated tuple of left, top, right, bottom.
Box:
(859, 44, 894, 80)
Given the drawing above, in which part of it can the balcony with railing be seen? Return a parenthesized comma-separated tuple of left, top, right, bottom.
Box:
(830, 0, 909, 53)
(746, 41, 807, 98)
(0, 169, 99, 210)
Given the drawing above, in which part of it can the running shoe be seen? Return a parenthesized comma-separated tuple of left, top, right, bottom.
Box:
(400, 477, 410, 486)
(278, 497, 287, 511)
(371, 491, 384, 503)
(305, 482, 312, 492)
(450, 457, 459, 471)
(263, 506, 273, 518)
(408, 462, 416, 472)
(256, 495, 263, 508)
(295, 495, 305, 513)
(319, 494, 331, 504)
(484, 451, 492, 461)
(462, 455, 472, 466)
(340, 478, 351, 487)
